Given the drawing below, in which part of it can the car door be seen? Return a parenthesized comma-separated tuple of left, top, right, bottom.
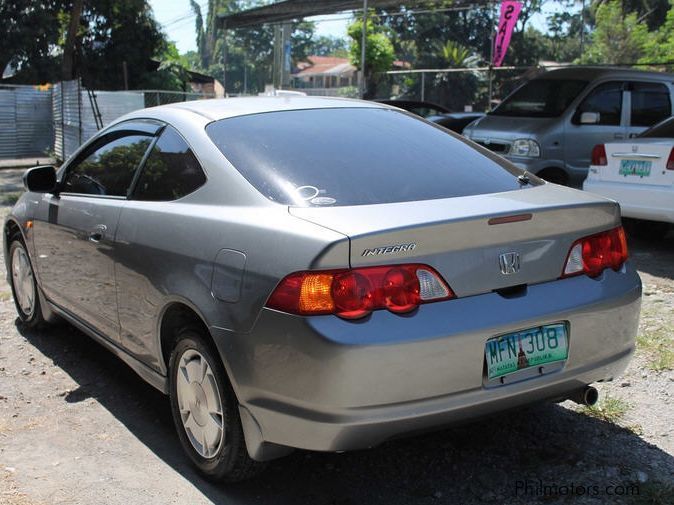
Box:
(565, 81, 628, 173)
(625, 81, 672, 138)
(113, 125, 208, 371)
(32, 122, 160, 340)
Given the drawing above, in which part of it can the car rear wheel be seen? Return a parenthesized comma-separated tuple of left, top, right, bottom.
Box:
(169, 327, 265, 482)
(9, 240, 45, 328)
(537, 168, 568, 186)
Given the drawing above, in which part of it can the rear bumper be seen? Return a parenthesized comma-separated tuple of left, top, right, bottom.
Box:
(213, 264, 641, 455)
(584, 179, 674, 223)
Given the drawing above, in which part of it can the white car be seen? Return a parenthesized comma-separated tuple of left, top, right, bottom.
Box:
(584, 117, 674, 239)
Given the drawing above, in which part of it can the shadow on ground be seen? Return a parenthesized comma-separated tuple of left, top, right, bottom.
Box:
(15, 320, 674, 505)
(628, 230, 674, 281)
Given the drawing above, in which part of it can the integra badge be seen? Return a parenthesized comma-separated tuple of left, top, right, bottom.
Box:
(362, 243, 417, 257)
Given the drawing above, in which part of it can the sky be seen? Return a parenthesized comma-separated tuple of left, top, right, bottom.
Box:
(149, 0, 569, 56)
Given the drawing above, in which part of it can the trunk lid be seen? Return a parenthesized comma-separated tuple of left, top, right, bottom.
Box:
(596, 140, 673, 187)
(290, 184, 620, 297)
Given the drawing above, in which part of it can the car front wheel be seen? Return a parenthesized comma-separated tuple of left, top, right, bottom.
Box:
(168, 327, 264, 482)
(9, 240, 45, 328)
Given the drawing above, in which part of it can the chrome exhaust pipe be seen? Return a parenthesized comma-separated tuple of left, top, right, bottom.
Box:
(568, 386, 599, 406)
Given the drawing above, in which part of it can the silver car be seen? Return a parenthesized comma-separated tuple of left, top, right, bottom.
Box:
(464, 67, 674, 186)
(4, 97, 641, 482)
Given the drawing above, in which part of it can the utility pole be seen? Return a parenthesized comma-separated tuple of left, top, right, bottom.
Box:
(360, 0, 368, 98)
(222, 21, 228, 96)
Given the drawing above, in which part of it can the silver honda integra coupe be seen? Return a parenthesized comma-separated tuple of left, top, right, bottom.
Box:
(4, 97, 641, 481)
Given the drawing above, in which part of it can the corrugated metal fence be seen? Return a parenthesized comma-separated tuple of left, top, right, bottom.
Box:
(0, 80, 214, 160)
(53, 80, 146, 160)
(0, 84, 53, 159)
(53, 80, 214, 160)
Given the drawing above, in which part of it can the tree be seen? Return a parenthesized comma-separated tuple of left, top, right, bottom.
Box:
(77, 0, 169, 90)
(1, 0, 172, 89)
(578, 0, 649, 65)
(347, 15, 395, 98)
(306, 36, 349, 57)
(0, 0, 67, 83)
(62, 0, 83, 80)
(190, 1, 318, 94)
(640, 0, 674, 63)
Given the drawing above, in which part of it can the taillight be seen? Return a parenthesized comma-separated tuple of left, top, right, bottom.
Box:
(667, 148, 674, 170)
(562, 226, 628, 278)
(266, 264, 454, 319)
(591, 144, 607, 166)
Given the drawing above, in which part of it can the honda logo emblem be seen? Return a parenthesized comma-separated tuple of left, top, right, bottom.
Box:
(499, 252, 520, 275)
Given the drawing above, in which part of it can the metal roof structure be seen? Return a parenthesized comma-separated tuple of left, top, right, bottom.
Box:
(215, 0, 493, 97)
(217, 0, 417, 29)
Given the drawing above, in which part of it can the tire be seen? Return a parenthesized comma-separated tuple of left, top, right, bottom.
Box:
(168, 327, 265, 482)
(8, 239, 45, 328)
(537, 168, 568, 186)
(627, 219, 670, 241)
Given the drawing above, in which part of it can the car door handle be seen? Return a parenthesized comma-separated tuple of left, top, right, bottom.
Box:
(89, 225, 107, 243)
(614, 133, 625, 139)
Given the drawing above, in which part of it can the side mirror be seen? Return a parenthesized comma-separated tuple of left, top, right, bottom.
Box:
(23, 165, 57, 193)
(580, 112, 600, 125)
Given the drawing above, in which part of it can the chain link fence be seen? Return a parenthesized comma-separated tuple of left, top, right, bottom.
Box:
(375, 63, 674, 112)
(375, 67, 539, 111)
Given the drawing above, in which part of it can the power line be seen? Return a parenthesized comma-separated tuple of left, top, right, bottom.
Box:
(161, 1, 208, 28)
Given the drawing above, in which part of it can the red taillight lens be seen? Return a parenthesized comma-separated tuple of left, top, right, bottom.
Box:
(667, 148, 674, 170)
(562, 226, 628, 278)
(591, 144, 607, 166)
(266, 264, 454, 319)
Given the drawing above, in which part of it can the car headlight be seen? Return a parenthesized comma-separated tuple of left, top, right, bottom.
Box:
(510, 139, 540, 157)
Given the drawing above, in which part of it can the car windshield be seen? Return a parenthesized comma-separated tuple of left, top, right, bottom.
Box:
(639, 116, 674, 138)
(490, 79, 588, 118)
(206, 108, 531, 207)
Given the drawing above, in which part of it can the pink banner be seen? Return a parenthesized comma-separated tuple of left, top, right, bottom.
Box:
(493, 1, 522, 67)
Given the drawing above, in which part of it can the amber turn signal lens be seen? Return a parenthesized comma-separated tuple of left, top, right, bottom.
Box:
(298, 273, 335, 313)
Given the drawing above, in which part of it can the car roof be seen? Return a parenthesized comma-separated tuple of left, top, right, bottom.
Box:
(141, 96, 389, 121)
(537, 66, 674, 82)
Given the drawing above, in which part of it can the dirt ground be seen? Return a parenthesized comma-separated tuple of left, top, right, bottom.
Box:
(0, 180, 672, 504)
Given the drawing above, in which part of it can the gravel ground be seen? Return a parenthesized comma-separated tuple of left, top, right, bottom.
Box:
(0, 187, 672, 505)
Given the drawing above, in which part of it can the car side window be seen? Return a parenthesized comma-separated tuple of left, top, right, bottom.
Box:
(62, 134, 152, 196)
(575, 82, 623, 126)
(132, 126, 206, 201)
(630, 82, 671, 127)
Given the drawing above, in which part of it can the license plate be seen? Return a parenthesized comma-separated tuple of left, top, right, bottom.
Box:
(484, 323, 568, 380)
(619, 159, 651, 177)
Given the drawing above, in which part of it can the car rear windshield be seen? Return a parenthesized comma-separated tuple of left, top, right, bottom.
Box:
(639, 117, 674, 138)
(205, 108, 528, 207)
(490, 79, 588, 118)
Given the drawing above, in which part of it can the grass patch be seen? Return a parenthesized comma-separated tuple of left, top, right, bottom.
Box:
(637, 329, 674, 371)
(581, 396, 630, 423)
(0, 291, 11, 302)
(0, 191, 22, 206)
(626, 423, 644, 436)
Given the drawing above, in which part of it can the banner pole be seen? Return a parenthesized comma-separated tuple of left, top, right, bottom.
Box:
(488, 2, 495, 111)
